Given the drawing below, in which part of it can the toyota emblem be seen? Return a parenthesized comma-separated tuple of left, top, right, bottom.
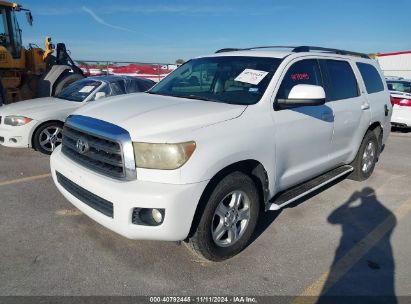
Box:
(76, 136, 89, 154)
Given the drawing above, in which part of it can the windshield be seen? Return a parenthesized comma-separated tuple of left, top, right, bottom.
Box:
(387, 81, 411, 94)
(149, 56, 282, 105)
(57, 79, 103, 102)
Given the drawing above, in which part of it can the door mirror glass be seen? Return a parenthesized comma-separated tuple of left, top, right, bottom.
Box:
(94, 92, 106, 100)
(277, 84, 326, 108)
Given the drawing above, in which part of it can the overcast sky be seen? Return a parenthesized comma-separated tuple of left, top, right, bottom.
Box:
(18, 0, 411, 63)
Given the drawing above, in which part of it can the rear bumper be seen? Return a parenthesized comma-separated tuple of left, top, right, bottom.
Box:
(391, 106, 411, 127)
(50, 146, 209, 241)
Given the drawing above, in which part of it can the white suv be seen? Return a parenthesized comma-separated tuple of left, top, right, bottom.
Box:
(50, 46, 392, 261)
(387, 78, 411, 128)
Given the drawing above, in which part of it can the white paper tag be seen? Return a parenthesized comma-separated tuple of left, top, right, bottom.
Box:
(79, 86, 95, 93)
(234, 69, 269, 85)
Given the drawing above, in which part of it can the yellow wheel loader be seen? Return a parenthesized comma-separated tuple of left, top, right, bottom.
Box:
(0, 1, 84, 105)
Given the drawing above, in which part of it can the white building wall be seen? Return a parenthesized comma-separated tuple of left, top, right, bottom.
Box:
(377, 52, 411, 79)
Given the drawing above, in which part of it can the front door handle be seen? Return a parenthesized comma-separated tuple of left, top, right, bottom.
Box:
(361, 104, 370, 110)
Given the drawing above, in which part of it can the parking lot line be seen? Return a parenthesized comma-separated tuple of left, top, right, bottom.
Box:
(291, 196, 411, 304)
(0, 173, 52, 187)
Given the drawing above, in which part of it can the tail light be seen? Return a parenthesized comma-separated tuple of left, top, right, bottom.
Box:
(391, 96, 411, 107)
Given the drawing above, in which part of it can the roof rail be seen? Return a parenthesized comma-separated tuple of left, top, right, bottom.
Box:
(215, 45, 370, 58)
(292, 46, 369, 58)
(215, 46, 295, 53)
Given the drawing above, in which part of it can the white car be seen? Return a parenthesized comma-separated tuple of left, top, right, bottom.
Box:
(0, 76, 155, 154)
(387, 79, 411, 128)
(50, 46, 391, 261)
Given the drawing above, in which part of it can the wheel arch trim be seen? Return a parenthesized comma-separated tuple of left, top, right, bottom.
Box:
(186, 159, 269, 239)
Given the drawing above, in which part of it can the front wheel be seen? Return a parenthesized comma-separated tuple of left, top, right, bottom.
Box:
(186, 172, 260, 261)
(349, 131, 378, 181)
(33, 122, 64, 155)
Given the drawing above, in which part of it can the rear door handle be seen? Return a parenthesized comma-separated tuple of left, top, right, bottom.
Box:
(384, 104, 389, 116)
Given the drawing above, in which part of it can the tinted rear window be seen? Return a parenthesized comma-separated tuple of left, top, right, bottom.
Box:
(356, 62, 384, 94)
(320, 60, 359, 101)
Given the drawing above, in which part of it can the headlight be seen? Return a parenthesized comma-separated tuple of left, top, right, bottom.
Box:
(133, 141, 196, 170)
(4, 116, 33, 126)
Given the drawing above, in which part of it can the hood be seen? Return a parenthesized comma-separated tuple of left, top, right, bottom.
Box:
(0, 97, 81, 119)
(74, 93, 247, 141)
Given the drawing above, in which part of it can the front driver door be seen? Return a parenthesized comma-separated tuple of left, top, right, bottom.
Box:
(272, 59, 334, 191)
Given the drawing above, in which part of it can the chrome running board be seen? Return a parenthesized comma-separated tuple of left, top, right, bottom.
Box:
(267, 165, 354, 211)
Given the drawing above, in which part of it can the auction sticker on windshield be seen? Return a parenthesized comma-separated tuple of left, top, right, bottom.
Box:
(79, 86, 96, 93)
(235, 69, 269, 85)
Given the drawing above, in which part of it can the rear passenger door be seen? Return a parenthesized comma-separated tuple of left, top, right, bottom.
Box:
(319, 59, 370, 164)
(355, 62, 391, 139)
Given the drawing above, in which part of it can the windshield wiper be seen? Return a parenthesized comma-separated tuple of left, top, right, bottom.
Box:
(182, 95, 220, 103)
(146, 91, 170, 96)
(147, 92, 222, 103)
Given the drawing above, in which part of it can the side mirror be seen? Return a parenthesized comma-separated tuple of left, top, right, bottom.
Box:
(276, 84, 326, 109)
(26, 11, 33, 26)
(94, 92, 106, 100)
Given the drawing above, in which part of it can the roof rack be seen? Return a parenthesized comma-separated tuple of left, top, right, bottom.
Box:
(215, 45, 370, 59)
(215, 46, 296, 53)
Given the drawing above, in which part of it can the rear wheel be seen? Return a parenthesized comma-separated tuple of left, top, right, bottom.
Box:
(33, 122, 64, 155)
(349, 131, 378, 181)
(186, 172, 260, 261)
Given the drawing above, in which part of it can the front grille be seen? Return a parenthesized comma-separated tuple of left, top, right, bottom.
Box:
(56, 171, 113, 218)
(62, 125, 125, 178)
(61, 115, 137, 181)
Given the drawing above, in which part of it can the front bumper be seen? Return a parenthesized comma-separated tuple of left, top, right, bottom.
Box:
(50, 146, 209, 241)
(0, 120, 37, 148)
(391, 105, 411, 127)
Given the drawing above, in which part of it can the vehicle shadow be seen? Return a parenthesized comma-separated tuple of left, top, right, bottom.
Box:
(391, 126, 411, 133)
(316, 187, 397, 304)
(249, 179, 397, 303)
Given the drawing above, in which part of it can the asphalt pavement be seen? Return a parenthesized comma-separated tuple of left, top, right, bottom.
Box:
(1, 130, 411, 299)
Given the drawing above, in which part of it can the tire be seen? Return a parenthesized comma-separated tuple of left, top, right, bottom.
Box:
(349, 131, 378, 181)
(53, 73, 84, 95)
(33, 121, 64, 155)
(186, 171, 260, 261)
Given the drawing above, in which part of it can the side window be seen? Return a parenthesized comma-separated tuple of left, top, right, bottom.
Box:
(276, 59, 323, 100)
(320, 60, 359, 101)
(125, 80, 142, 93)
(138, 81, 154, 92)
(110, 81, 126, 95)
(356, 62, 384, 94)
(100, 84, 111, 95)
